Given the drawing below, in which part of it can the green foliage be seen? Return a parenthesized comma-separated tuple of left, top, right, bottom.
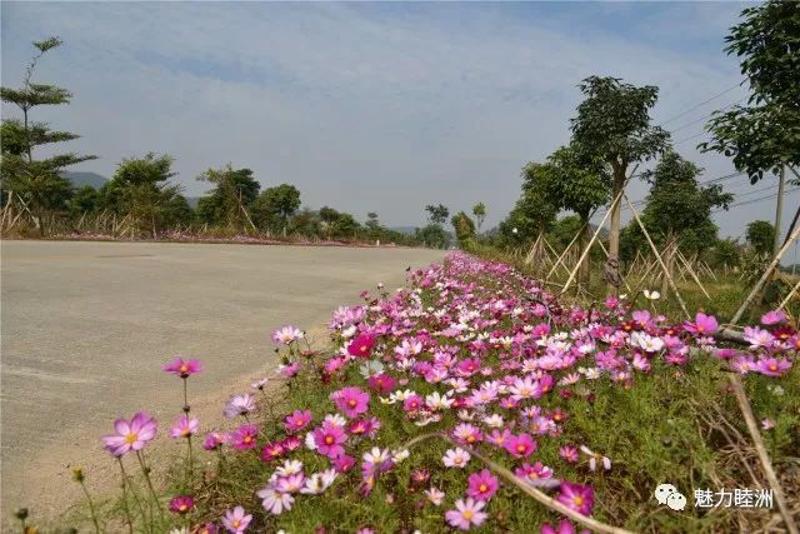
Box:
(196, 166, 260, 229)
(624, 151, 733, 256)
(450, 211, 476, 247)
(416, 223, 449, 249)
(708, 238, 742, 270)
(69, 185, 100, 217)
(472, 202, 487, 231)
(497, 165, 559, 248)
(700, 1, 800, 182)
(0, 36, 96, 234)
(548, 215, 584, 250)
(252, 183, 301, 234)
(745, 219, 776, 256)
(425, 204, 449, 225)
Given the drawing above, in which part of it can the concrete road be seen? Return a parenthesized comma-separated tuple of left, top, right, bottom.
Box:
(0, 240, 445, 519)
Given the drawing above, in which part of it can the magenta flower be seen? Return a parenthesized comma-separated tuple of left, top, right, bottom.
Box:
(755, 357, 792, 377)
(515, 461, 554, 485)
(445, 497, 488, 530)
(557, 482, 594, 516)
(162, 357, 203, 378)
(230, 424, 259, 451)
(331, 386, 370, 418)
(348, 333, 376, 358)
(284, 409, 313, 434)
(333, 453, 355, 473)
(313, 421, 347, 458)
(504, 433, 537, 458)
(222, 505, 252, 533)
(367, 373, 397, 394)
(203, 431, 227, 451)
(683, 312, 718, 335)
(559, 445, 579, 464)
(170, 414, 199, 439)
(403, 394, 424, 413)
(101, 412, 157, 457)
(261, 442, 285, 463)
(541, 519, 590, 534)
(761, 309, 787, 326)
(466, 469, 499, 501)
(169, 495, 195, 514)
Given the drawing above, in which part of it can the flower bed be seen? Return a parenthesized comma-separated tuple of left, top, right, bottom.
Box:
(60, 252, 798, 533)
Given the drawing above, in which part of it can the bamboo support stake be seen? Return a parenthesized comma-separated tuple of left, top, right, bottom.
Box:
(560, 190, 623, 295)
(778, 278, 800, 311)
(546, 223, 586, 280)
(525, 233, 542, 265)
(676, 249, 710, 299)
(623, 193, 691, 319)
(543, 237, 572, 277)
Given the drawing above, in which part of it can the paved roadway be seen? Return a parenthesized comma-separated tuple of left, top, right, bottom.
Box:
(0, 240, 445, 520)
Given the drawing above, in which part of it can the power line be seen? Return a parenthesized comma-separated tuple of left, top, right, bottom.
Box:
(667, 98, 744, 135)
(712, 187, 799, 213)
(658, 82, 743, 126)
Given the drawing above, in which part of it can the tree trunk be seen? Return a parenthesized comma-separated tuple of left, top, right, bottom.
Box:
(578, 215, 591, 286)
(608, 162, 625, 262)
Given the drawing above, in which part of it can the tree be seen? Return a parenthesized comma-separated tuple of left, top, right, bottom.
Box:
(570, 76, 670, 263)
(472, 203, 487, 232)
(710, 238, 742, 270)
(101, 153, 186, 236)
(451, 211, 476, 248)
(196, 166, 260, 230)
(526, 144, 610, 281)
(69, 185, 100, 217)
(416, 224, 449, 249)
(0, 36, 96, 234)
(254, 184, 301, 235)
(746, 220, 776, 256)
(425, 204, 449, 225)
(701, 1, 800, 183)
(624, 151, 733, 291)
(498, 180, 558, 248)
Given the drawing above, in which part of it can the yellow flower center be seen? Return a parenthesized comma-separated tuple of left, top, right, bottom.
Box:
(479, 484, 488, 493)
(243, 435, 252, 444)
(517, 444, 526, 453)
(325, 435, 334, 445)
(463, 510, 474, 520)
(124, 432, 138, 445)
(232, 519, 240, 528)
(348, 399, 357, 407)
(574, 496, 584, 506)
(769, 363, 778, 371)
(180, 364, 188, 373)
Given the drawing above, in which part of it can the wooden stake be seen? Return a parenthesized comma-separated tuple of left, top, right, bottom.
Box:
(623, 193, 691, 319)
(778, 278, 800, 311)
(546, 223, 586, 280)
(676, 249, 710, 299)
(561, 190, 622, 295)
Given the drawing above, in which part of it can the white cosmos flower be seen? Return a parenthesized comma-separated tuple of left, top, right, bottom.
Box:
(483, 414, 505, 428)
(425, 486, 446, 506)
(392, 449, 410, 463)
(275, 459, 303, 477)
(643, 289, 661, 300)
(257, 485, 294, 515)
(300, 469, 338, 494)
(305, 431, 317, 451)
(363, 447, 391, 465)
(425, 391, 454, 411)
(442, 447, 471, 468)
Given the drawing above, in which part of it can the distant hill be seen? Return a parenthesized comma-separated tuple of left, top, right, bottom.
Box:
(62, 171, 108, 190)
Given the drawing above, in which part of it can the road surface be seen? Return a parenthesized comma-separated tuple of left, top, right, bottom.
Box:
(0, 240, 445, 520)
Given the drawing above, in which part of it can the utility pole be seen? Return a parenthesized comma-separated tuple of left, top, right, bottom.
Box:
(773, 165, 785, 256)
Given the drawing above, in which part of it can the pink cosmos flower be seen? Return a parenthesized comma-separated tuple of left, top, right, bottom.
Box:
(515, 462, 554, 485)
(557, 482, 594, 516)
(348, 333, 376, 358)
(224, 394, 256, 419)
(452, 423, 483, 446)
(504, 433, 537, 458)
(257, 484, 294, 515)
(203, 431, 227, 451)
(313, 421, 347, 458)
(162, 357, 203, 378)
(333, 453, 355, 473)
(402, 394, 424, 413)
(445, 497, 488, 530)
(331, 387, 370, 418)
(761, 417, 775, 430)
(367, 373, 397, 394)
(261, 442, 285, 463)
(761, 309, 787, 326)
(101, 412, 158, 457)
(222, 505, 252, 533)
(683, 312, 718, 335)
(230, 424, 259, 451)
(559, 445, 579, 464)
(278, 362, 301, 378)
(284, 409, 313, 434)
(272, 325, 304, 345)
(169, 495, 194, 514)
(170, 414, 199, 439)
(755, 357, 792, 377)
(466, 469, 499, 501)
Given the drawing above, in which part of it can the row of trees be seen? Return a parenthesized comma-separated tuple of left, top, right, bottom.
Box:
(490, 1, 798, 284)
(0, 37, 426, 246)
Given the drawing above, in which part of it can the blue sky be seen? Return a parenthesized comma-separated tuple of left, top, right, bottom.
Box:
(1, 1, 797, 254)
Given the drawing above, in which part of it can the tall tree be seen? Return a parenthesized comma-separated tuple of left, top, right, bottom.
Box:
(425, 204, 449, 225)
(196, 165, 260, 230)
(101, 153, 187, 236)
(570, 76, 670, 263)
(624, 151, 732, 291)
(498, 168, 558, 247)
(0, 36, 96, 234)
(527, 144, 610, 281)
(252, 184, 301, 236)
(701, 1, 800, 184)
(746, 220, 776, 256)
(451, 211, 477, 248)
(472, 202, 487, 232)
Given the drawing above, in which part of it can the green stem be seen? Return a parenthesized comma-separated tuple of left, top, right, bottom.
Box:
(186, 435, 194, 488)
(117, 459, 136, 534)
(136, 450, 164, 523)
(78, 479, 102, 534)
